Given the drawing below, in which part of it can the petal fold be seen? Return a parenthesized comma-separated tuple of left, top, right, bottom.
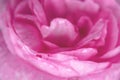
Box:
(41, 18, 77, 47)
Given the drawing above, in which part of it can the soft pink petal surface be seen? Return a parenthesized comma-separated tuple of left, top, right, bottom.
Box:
(0, 30, 120, 80)
(0, 0, 120, 80)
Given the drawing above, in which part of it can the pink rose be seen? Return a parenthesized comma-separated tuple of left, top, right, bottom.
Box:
(0, 0, 120, 80)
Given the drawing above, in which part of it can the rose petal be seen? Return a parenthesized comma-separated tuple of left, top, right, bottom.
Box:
(77, 19, 107, 47)
(43, 0, 66, 21)
(14, 0, 33, 15)
(51, 48, 98, 60)
(118, 19, 120, 45)
(40, 18, 77, 47)
(13, 18, 42, 52)
(68, 63, 120, 80)
(66, 0, 99, 13)
(0, 31, 63, 80)
(65, 0, 100, 22)
(93, 0, 116, 7)
(99, 14, 119, 53)
(1, 30, 120, 80)
(77, 16, 93, 38)
(8, 0, 22, 9)
(1, 26, 109, 78)
(101, 46, 120, 59)
(29, 0, 48, 25)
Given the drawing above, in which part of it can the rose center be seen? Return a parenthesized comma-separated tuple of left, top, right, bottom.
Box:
(40, 18, 77, 47)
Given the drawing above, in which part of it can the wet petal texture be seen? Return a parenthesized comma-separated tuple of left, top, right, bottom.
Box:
(0, 0, 120, 80)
